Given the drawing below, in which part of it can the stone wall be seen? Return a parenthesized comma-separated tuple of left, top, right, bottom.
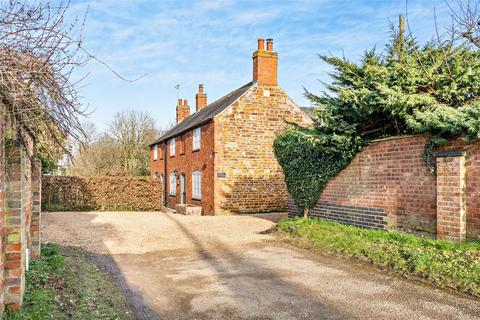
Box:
(214, 82, 314, 214)
(288, 135, 480, 241)
(42, 175, 163, 211)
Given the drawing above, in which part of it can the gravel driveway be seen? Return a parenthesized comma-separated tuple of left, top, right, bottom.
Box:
(42, 211, 480, 320)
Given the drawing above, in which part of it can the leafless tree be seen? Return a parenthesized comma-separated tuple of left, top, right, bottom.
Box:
(445, 0, 480, 48)
(0, 0, 90, 153)
(0, 0, 143, 164)
(68, 111, 160, 177)
(109, 110, 158, 176)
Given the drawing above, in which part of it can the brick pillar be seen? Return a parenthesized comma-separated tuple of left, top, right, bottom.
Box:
(30, 159, 41, 259)
(0, 135, 5, 313)
(4, 141, 27, 310)
(435, 151, 467, 242)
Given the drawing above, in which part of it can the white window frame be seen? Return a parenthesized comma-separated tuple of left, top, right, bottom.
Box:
(192, 171, 202, 200)
(169, 172, 176, 196)
(193, 127, 201, 150)
(169, 138, 176, 156)
(153, 144, 158, 161)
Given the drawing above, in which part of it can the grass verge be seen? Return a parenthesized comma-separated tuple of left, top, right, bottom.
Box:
(4, 244, 130, 320)
(277, 217, 480, 298)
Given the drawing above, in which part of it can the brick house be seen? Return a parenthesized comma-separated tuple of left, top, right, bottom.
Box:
(150, 38, 313, 215)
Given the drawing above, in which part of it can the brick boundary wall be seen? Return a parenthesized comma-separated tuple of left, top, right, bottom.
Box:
(288, 202, 388, 229)
(0, 105, 41, 313)
(42, 175, 163, 212)
(30, 160, 41, 259)
(435, 151, 467, 242)
(288, 135, 480, 241)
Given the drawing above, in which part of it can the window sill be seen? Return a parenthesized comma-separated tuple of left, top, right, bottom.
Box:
(192, 149, 200, 153)
(169, 194, 177, 197)
(169, 155, 175, 158)
(192, 197, 202, 201)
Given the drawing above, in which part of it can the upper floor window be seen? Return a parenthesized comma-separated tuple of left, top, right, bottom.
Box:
(153, 144, 158, 161)
(192, 171, 201, 200)
(169, 172, 176, 195)
(193, 127, 201, 150)
(169, 138, 176, 156)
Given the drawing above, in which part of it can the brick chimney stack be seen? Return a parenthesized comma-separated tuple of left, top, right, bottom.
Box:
(196, 84, 207, 112)
(253, 38, 278, 86)
(176, 99, 191, 123)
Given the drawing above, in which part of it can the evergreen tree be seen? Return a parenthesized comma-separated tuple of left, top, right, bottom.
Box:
(274, 15, 480, 215)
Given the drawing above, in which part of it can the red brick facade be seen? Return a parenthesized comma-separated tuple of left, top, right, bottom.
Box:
(150, 121, 216, 214)
(288, 135, 480, 240)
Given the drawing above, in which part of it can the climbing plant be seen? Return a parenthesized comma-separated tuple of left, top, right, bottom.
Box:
(273, 127, 362, 217)
(275, 16, 480, 216)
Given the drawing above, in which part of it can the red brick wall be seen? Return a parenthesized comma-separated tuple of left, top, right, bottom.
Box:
(436, 153, 467, 242)
(288, 135, 480, 239)
(151, 121, 215, 215)
(441, 140, 480, 239)
(0, 124, 4, 312)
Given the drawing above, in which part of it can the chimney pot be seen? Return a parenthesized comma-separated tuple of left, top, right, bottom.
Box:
(198, 84, 204, 93)
(178, 98, 182, 106)
(253, 38, 278, 85)
(257, 38, 265, 50)
(266, 38, 273, 51)
(183, 99, 188, 106)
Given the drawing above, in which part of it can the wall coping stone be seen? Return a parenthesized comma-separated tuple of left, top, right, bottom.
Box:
(371, 134, 421, 143)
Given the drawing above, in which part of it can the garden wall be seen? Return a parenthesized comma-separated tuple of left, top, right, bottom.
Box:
(0, 106, 41, 312)
(42, 175, 163, 211)
(288, 135, 480, 241)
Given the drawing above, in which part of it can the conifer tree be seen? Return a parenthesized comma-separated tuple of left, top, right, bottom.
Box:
(274, 15, 480, 216)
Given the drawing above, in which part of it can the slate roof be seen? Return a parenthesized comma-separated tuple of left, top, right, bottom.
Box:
(150, 81, 254, 145)
(300, 107, 317, 120)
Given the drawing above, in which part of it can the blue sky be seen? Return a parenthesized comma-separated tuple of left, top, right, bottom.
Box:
(68, 0, 452, 132)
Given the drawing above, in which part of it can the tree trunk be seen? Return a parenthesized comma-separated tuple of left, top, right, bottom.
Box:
(303, 208, 309, 218)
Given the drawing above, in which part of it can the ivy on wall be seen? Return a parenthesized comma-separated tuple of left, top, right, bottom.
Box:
(274, 127, 362, 216)
(275, 16, 480, 215)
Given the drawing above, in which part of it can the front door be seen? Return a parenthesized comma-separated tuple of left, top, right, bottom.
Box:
(180, 173, 186, 204)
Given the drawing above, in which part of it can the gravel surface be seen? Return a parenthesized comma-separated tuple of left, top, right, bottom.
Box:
(42, 211, 480, 320)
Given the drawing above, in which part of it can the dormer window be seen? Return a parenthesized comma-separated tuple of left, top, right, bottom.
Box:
(193, 127, 201, 150)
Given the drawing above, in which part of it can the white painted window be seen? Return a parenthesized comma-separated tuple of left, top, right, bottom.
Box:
(192, 171, 202, 200)
(193, 127, 201, 150)
(153, 144, 158, 160)
(169, 172, 176, 196)
(169, 138, 176, 156)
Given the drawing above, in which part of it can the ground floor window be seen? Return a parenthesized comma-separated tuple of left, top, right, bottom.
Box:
(169, 172, 176, 196)
(192, 171, 201, 200)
